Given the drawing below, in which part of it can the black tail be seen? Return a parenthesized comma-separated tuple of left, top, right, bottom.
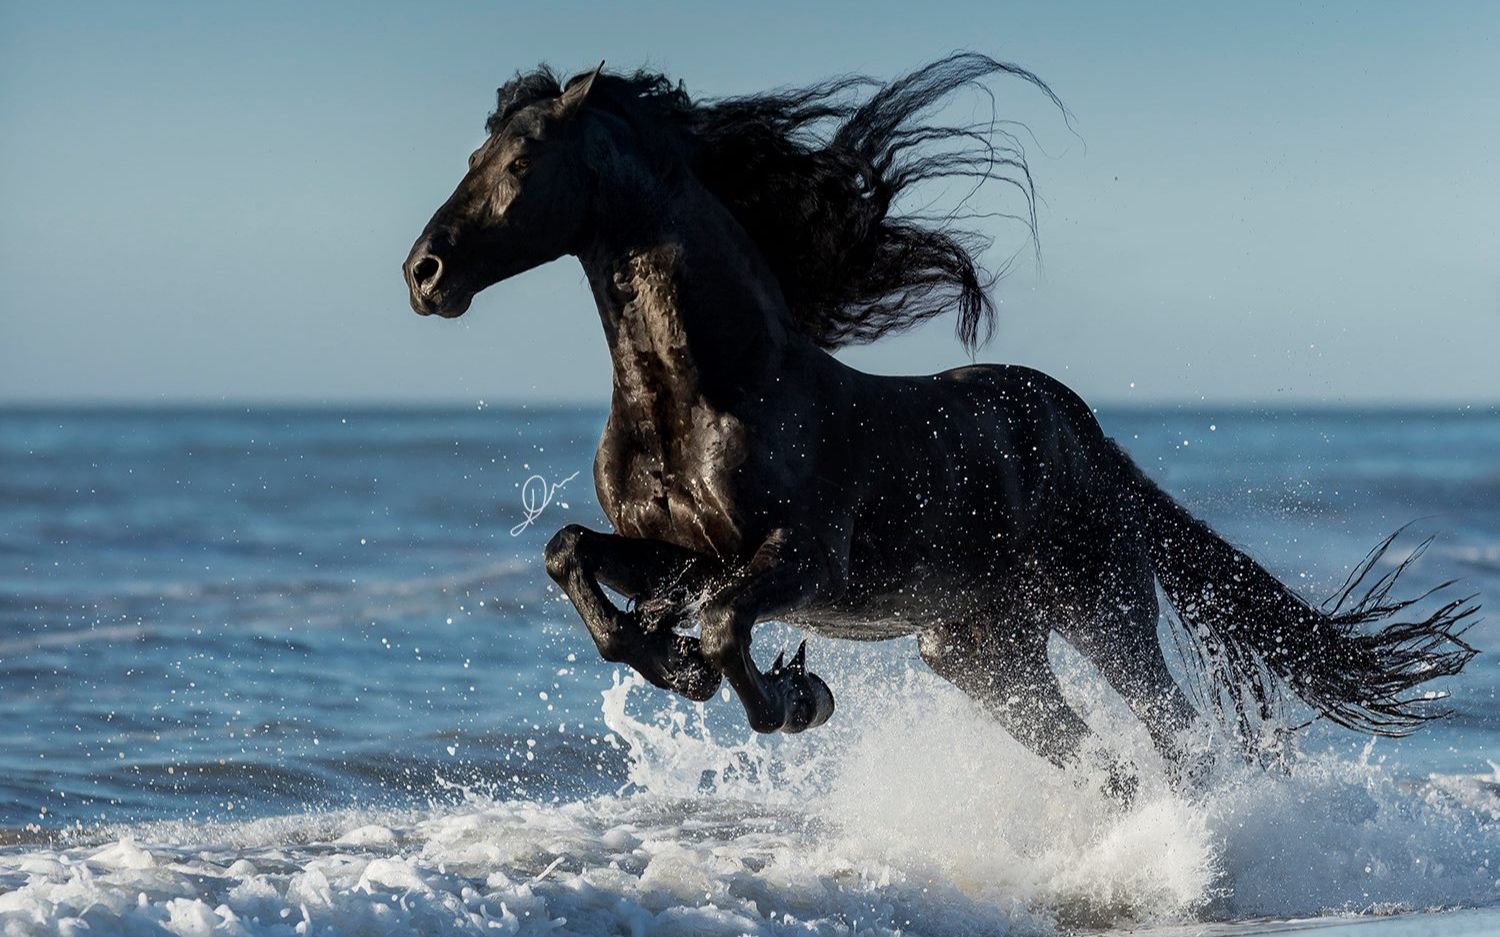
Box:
(1110, 442, 1479, 738)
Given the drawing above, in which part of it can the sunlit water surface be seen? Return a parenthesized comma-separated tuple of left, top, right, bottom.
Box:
(1, 406, 1496, 934)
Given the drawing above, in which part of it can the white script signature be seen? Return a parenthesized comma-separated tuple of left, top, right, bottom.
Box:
(510, 470, 581, 537)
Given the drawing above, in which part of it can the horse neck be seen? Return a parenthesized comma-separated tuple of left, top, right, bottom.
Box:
(578, 179, 792, 409)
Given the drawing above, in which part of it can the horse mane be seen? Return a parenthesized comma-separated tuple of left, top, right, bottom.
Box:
(488, 53, 1064, 352)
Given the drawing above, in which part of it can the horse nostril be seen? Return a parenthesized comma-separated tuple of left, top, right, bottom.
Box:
(411, 254, 443, 289)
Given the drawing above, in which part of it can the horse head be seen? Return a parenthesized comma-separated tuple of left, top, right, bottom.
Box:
(403, 64, 606, 318)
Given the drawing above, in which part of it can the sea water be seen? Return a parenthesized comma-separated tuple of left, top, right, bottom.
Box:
(0, 405, 1496, 934)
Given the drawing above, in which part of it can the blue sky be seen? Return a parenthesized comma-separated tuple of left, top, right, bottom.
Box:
(1, 1, 1495, 405)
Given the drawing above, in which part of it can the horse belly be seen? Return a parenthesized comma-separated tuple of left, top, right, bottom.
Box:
(791, 535, 1014, 640)
(785, 608, 927, 641)
(788, 571, 1002, 640)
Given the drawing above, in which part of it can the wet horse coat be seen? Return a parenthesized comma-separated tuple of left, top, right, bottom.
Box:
(404, 57, 1477, 786)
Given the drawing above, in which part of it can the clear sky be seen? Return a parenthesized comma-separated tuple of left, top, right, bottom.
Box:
(2, 1, 1496, 405)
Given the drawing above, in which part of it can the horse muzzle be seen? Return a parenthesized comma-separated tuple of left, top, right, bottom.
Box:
(403, 238, 473, 318)
(407, 284, 473, 319)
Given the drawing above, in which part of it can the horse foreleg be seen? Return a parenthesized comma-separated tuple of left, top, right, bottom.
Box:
(545, 524, 721, 701)
(699, 527, 843, 734)
(572, 527, 722, 630)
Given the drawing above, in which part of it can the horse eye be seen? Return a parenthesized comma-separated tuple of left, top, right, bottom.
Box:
(509, 155, 532, 177)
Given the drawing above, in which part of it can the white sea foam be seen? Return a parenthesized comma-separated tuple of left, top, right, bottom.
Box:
(1, 663, 1496, 935)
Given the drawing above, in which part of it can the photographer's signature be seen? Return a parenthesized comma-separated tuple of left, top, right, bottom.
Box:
(510, 470, 580, 536)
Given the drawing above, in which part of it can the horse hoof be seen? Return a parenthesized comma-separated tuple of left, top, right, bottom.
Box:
(1102, 762, 1138, 807)
(630, 634, 722, 702)
(1169, 749, 1216, 792)
(673, 664, 722, 702)
(783, 671, 835, 733)
(663, 634, 722, 701)
(765, 641, 835, 733)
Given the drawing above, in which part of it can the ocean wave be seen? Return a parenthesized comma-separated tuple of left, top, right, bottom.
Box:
(1, 669, 1496, 935)
(0, 556, 539, 650)
(0, 623, 149, 655)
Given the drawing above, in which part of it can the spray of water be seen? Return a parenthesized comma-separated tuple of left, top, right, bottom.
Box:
(0, 652, 1495, 935)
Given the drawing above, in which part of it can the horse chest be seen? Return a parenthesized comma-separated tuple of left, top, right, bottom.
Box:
(596, 400, 751, 556)
(592, 245, 770, 557)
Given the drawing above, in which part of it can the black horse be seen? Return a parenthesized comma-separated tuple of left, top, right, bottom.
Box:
(404, 55, 1476, 784)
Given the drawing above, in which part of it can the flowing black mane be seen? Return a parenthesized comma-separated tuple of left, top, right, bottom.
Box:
(488, 54, 1065, 351)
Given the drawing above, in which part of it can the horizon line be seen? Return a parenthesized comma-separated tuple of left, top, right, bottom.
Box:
(2, 398, 1497, 414)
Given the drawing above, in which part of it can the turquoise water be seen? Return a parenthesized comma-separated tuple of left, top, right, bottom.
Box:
(0, 405, 1496, 933)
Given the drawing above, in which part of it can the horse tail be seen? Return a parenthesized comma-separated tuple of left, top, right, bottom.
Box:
(1106, 440, 1479, 738)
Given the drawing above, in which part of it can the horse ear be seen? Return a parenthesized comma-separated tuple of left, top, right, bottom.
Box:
(558, 61, 605, 116)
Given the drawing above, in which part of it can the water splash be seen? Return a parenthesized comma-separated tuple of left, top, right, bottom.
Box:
(1, 659, 1496, 935)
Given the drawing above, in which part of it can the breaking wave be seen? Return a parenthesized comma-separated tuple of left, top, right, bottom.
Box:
(2, 655, 1496, 935)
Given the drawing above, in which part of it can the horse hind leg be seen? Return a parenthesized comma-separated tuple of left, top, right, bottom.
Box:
(918, 621, 1102, 776)
(1072, 592, 1208, 788)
